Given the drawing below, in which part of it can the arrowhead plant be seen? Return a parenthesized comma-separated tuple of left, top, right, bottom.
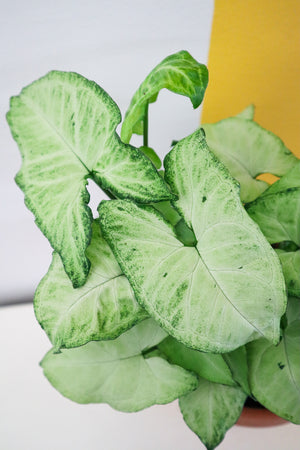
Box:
(7, 50, 300, 449)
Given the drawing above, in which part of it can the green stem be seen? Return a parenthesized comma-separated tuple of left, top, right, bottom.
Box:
(143, 103, 148, 147)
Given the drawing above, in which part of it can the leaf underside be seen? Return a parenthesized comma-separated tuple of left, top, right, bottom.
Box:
(7, 71, 172, 287)
(34, 222, 147, 350)
(158, 336, 235, 386)
(41, 319, 198, 412)
(121, 50, 208, 143)
(99, 129, 286, 353)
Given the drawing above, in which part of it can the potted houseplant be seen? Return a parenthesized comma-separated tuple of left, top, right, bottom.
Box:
(7, 50, 300, 450)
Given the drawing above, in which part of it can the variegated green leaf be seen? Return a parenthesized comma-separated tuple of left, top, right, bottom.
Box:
(99, 129, 286, 353)
(158, 336, 235, 386)
(41, 319, 198, 412)
(260, 160, 300, 195)
(7, 71, 172, 287)
(179, 378, 247, 450)
(246, 165, 300, 246)
(202, 118, 297, 202)
(276, 250, 300, 297)
(121, 50, 208, 143)
(34, 222, 147, 350)
(247, 298, 300, 424)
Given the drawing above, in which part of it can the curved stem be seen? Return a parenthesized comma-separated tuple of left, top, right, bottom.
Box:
(143, 103, 148, 147)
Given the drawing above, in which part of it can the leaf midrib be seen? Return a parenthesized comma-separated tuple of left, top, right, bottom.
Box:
(194, 244, 265, 337)
(22, 96, 92, 175)
(52, 274, 124, 342)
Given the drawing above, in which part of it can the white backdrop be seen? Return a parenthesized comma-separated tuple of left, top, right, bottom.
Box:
(0, 0, 213, 303)
(1, 1, 300, 449)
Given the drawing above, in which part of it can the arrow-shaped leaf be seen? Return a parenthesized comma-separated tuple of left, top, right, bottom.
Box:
(34, 222, 148, 350)
(7, 71, 172, 287)
(179, 378, 247, 450)
(247, 298, 300, 424)
(121, 50, 208, 143)
(99, 129, 286, 352)
(41, 319, 198, 412)
(202, 118, 298, 202)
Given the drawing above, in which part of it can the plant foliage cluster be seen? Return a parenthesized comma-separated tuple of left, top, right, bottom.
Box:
(7, 51, 300, 449)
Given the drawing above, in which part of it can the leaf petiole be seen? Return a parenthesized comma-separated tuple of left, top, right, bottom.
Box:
(143, 102, 149, 147)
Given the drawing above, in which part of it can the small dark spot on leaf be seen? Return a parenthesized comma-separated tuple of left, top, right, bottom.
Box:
(278, 362, 285, 370)
(163, 272, 168, 278)
(238, 266, 243, 269)
(202, 196, 207, 203)
(72, 121, 75, 127)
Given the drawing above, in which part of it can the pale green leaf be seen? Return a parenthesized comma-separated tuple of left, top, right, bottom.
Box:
(99, 129, 286, 352)
(235, 104, 255, 120)
(246, 190, 300, 246)
(247, 307, 300, 424)
(121, 50, 208, 143)
(276, 250, 300, 297)
(179, 378, 247, 450)
(34, 222, 147, 350)
(261, 160, 300, 195)
(41, 319, 198, 412)
(246, 161, 300, 247)
(222, 346, 251, 395)
(202, 118, 297, 202)
(7, 71, 172, 287)
(158, 336, 235, 386)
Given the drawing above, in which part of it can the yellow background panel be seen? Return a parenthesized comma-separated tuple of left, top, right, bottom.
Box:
(202, 0, 300, 157)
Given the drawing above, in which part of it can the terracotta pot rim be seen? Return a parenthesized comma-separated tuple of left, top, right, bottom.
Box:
(236, 405, 288, 427)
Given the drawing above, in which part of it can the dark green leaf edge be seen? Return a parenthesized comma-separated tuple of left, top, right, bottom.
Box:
(34, 221, 148, 351)
(7, 71, 174, 287)
(121, 50, 208, 143)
